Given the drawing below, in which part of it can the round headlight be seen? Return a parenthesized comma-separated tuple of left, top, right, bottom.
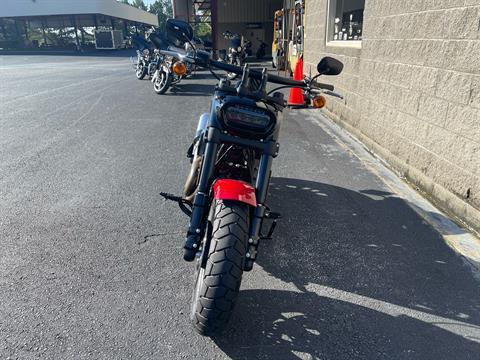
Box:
(237, 46, 242, 52)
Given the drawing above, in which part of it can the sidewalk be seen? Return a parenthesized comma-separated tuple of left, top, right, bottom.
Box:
(308, 108, 480, 274)
(217, 105, 480, 359)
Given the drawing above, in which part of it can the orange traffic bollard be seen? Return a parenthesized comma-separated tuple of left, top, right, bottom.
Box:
(288, 56, 306, 107)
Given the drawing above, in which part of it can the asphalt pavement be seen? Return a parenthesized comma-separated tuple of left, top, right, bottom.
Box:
(1, 54, 479, 360)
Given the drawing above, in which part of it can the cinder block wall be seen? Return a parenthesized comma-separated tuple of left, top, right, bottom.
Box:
(304, 0, 480, 233)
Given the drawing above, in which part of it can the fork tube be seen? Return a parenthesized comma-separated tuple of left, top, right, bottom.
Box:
(245, 153, 272, 269)
(183, 127, 219, 261)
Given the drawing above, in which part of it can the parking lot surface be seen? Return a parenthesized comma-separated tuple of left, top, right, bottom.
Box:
(1, 54, 479, 359)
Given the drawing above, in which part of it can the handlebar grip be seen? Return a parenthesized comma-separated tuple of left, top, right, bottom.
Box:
(312, 81, 334, 91)
(209, 60, 306, 87)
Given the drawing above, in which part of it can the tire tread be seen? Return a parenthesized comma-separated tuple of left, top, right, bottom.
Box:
(192, 200, 248, 335)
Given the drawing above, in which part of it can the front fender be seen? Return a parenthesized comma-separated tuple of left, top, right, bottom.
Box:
(213, 179, 257, 207)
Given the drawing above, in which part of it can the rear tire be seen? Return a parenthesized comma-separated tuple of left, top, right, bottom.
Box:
(190, 200, 249, 336)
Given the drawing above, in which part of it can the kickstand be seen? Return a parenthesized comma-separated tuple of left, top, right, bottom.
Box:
(159, 192, 193, 217)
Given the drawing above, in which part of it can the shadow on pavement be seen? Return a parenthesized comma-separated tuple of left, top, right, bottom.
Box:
(166, 83, 216, 97)
(214, 177, 480, 359)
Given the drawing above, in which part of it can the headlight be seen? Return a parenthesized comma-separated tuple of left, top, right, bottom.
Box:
(221, 103, 275, 138)
(237, 46, 242, 52)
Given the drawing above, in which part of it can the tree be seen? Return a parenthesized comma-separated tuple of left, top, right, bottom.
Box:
(132, 0, 148, 11)
(148, 0, 173, 31)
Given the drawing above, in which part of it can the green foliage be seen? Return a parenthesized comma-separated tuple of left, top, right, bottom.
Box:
(194, 23, 211, 41)
(131, 0, 148, 11)
(148, 0, 173, 31)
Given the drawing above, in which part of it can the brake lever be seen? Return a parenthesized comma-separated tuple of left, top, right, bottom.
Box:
(323, 90, 344, 99)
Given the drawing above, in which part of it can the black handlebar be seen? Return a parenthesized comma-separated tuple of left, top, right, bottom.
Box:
(209, 60, 305, 87)
(159, 48, 336, 92)
(312, 80, 334, 91)
(209, 60, 335, 91)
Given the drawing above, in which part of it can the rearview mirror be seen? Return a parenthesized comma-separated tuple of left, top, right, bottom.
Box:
(317, 57, 343, 76)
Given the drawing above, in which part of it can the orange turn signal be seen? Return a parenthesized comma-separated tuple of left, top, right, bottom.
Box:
(172, 61, 187, 76)
(312, 95, 326, 108)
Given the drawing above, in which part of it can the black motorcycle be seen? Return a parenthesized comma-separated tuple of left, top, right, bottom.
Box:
(150, 20, 210, 94)
(132, 35, 154, 80)
(222, 31, 247, 80)
(255, 37, 267, 60)
(160, 20, 344, 335)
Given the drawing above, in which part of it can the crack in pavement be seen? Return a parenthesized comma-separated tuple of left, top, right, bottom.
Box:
(139, 231, 184, 244)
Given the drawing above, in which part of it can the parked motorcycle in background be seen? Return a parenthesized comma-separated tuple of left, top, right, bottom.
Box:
(131, 35, 154, 80)
(255, 38, 267, 60)
(150, 19, 211, 95)
(159, 20, 344, 336)
(222, 31, 247, 80)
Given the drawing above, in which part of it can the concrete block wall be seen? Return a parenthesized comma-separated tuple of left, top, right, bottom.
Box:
(304, 0, 480, 233)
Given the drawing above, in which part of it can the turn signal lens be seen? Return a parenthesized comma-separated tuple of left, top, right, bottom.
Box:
(312, 95, 326, 108)
(172, 61, 187, 76)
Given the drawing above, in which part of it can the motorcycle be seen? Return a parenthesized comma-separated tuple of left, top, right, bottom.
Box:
(149, 20, 210, 94)
(131, 35, 154, 80)
(255, 38, 267, 60)
(222, 31, 248, 80)
(159, 20, 344, 335)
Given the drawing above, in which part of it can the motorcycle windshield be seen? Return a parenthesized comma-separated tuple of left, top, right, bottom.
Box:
(148, 32, 169, 50)
(132, 35, 150, 51)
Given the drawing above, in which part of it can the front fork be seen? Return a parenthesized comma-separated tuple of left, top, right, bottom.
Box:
(183, 126, 275, 272)
(183, 126, 219, 261)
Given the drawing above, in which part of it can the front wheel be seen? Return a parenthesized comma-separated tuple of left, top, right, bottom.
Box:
(226, 57, 242, 80)
(136, 63, 147, 80)
(153, 70, 172, 94)
(190, 200, 249, 336)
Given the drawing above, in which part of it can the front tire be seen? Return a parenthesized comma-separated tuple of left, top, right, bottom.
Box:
(153, 70, 172, 94)
(136, 64, 147, 80)
(190, 200, 249, 336)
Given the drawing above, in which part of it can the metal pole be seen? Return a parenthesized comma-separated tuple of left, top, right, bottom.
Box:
(81, 26, 85, 45)
(211, 0, 217, 54)
(42, 18, 48, 45)
(24, 19, 29, 41)
(73, 16, 80, 50)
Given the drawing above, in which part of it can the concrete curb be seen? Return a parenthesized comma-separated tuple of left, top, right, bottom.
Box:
(301, 109, 480, 274)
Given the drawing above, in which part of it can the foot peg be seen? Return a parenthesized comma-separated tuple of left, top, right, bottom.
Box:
(159, 192, 192, 217)
(261, 211, 281, 240)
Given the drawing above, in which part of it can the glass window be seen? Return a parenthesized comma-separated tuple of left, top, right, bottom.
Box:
(328, 0, 365, 42)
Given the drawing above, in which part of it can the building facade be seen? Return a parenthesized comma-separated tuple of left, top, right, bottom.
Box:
(304, 0, 480, 233)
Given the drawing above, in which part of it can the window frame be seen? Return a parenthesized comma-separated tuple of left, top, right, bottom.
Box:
(325, 0, 363, 49)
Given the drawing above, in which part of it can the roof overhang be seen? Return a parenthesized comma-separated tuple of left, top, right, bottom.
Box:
(0, 0, 158, 26)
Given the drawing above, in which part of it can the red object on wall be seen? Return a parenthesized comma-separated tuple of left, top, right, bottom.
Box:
(288, 56, 305, 106)
(213, 179, 257, 207)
